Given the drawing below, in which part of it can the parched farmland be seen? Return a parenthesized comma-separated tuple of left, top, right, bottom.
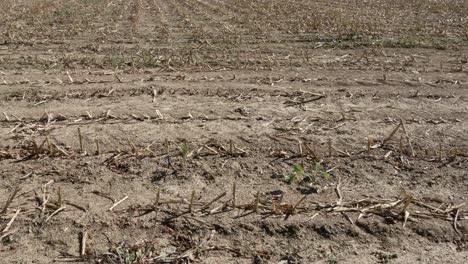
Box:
(0, 0, 467, 263)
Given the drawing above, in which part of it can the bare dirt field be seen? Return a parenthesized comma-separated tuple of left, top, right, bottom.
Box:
(1, 0, 467, 263)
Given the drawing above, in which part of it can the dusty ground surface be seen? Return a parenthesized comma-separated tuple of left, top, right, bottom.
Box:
(0, 0, 467, 263)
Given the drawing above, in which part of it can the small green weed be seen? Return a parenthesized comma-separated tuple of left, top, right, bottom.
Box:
(178, 143, 190, 160)
(116, 245, 138, 264)
(311, 162, 331, 179)
(284, 164, 304, 184)
(31, 215, 44, 226)
(137, 49, 163, 67)
(283, 163, 331, 184)
(327, 254, 337, 264)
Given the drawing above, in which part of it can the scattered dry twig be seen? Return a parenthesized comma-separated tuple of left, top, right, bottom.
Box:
(1, 209, 21, 233)
(1, 186, 21, 214)
(109, 196, 129, 211)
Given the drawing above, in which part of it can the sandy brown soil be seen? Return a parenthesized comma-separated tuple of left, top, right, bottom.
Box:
(0, 0, 467, 263)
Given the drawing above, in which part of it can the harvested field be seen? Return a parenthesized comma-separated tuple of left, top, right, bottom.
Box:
(0, 0, 467, 263)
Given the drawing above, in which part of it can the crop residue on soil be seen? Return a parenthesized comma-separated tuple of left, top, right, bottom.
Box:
(0, 0, 467, 263)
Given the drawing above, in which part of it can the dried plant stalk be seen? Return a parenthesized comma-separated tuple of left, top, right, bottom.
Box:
(382, 122, 401, 146)
(400, 119, 415, 157)
(78, 128, 83, 153)
(1, 186, 21, 214)
(80, 230, 88, 256)
(232, 182, 236, 208)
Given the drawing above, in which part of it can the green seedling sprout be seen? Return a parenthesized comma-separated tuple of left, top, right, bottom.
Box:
(179, 143, 190, 160)
(116, 244, 137, 264)
(312, 162, 331, 179)
(284, 164, 304, 184)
